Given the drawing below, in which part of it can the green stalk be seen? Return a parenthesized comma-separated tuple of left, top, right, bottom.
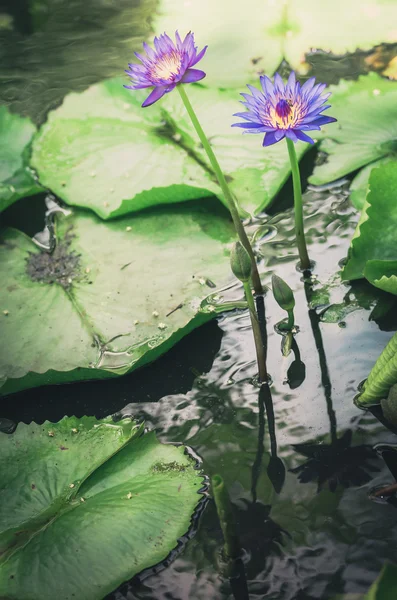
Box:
(177, 85, 263, 295)
(279, 308, 295, 331)
(286, 137, 311, 271)
(211, 474, 241, 560)
(243, 280, 268, 383)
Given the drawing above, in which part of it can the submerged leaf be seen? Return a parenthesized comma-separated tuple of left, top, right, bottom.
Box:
(0, 416, 204, 600)
(0, 200, 235, 395)
(0, 106, 42, 213)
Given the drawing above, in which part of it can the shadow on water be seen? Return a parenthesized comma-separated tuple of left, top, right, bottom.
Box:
(0, 0, 156, 123)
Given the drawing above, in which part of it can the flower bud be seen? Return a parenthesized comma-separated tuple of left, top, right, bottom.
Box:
(272, 274, 295, 311)
(230, 242, 252, 283)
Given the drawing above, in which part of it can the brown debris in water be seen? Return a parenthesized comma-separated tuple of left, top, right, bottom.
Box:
(26, 228, 82, 290)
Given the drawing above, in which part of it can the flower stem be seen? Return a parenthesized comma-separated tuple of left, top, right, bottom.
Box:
(278, 308, 295, 331)
(243, 280, 268, 383)
(286, 138, 311, 271)
(177, 85, 263, 295)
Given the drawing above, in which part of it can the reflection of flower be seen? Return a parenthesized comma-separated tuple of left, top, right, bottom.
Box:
(125, 32, 207, 107)
(290, 430, 380, 493)
(232, 72, 336, 146)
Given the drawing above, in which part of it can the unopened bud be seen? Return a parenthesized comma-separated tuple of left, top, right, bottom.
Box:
(230, 242, 252, 283)
(272, 274, 295, 311)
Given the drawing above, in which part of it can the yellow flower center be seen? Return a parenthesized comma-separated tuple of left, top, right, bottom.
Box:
(267, 98, 301, 129)
(152, 51, 182, 81)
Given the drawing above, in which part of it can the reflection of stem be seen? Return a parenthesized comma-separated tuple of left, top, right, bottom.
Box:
(305, 282, 337, 444)
(263, 385, 277, 458)
(255, 294, 268, 361)
(243, 281, 267, 382)
(251, 385, 266, 503)
(291, 337, 301, 363)
(212, 475, 241, 560)
(286, 138, 310, 270)
(228, 558, 250, 600)
(177, 85, 263, 295)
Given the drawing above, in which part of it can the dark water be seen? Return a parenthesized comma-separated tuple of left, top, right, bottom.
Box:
(2, 2, 397, 600)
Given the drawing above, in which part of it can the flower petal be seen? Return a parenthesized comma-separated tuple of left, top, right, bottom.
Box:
(274, 129, 286, 142)
(142, 86, 167, 107)
(232, 122, 273, 131)
(285, 130, 298, 142)
(262, 131, 280, 146)
(190, 45, 208, 66)
(293, 130, 315, 144)
(181, 68, 206, 83)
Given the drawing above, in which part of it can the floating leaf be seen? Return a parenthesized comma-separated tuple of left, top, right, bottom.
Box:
(356, 331, 397, 406)
(153, 0, 284, 88)
(0, 200, 235, 396)
(0, 415, 204, 600)
(364, 260, 397, 296)
(0, 106, 42, 213)
(310, 75, 397, 187)
(363, 564, 397, 600)
(349, 158, 391, 211)
(31, 79, 308, 219)
(343, 162, 397, 284)
(284, 1, 397, 72)
(155, 1, 397, 86)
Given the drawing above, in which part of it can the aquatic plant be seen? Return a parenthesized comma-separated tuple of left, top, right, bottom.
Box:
(125, 31, 207, 106)
(233, 72, 336, 270)
(230, 242, 267, 381)
(356, 330, 397, 408)
(271, 274, 296, 331)
(125, 32, 263, 295)
(0, 416, 205, 600)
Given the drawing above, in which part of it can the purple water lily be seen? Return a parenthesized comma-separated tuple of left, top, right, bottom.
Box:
(125, 31, 207, 107)
(232, 72, 336, 146)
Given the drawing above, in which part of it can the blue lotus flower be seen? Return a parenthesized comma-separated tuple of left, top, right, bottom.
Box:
(232, 72, 337, 146)
(125, 31, 207, 107)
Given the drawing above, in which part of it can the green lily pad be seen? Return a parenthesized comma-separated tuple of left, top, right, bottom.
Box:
(310, 74, 397, 187)
(331, 565, 397, 600)
(31, 79, 308, 219)
(284, 1, 397, 72)
(153, 0, 284, 88)
(364, 564, 397, 599)
(349, 158, 392, 211)
(0, 106, 42, 213)
(343, 162, 397, 283)
(155, 1, 397, 86)
(364, 260, 397, 296)
(0, 415, 204, 600)
(0, 199, 235, 396)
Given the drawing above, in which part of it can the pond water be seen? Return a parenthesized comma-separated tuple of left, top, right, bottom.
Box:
(2, 2, 397, 600)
